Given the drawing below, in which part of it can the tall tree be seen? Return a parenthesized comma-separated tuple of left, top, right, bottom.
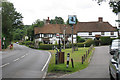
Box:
(2, 1, 23, 48)
(50, 16, 64, 24)
(32, 19, 44, 27)
(95, 0, 120, 14)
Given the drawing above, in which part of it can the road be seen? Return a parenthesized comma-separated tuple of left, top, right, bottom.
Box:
(60, 46, 111, 78)
(1, 43, 51, 78)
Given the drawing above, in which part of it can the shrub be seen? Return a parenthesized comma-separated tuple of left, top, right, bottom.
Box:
(84, 39, 94, 47)
(100, 36, 111, 45)
(39, 44, 59, 50)
(77, 36, 85, 43)
(38, 39, 94, 50)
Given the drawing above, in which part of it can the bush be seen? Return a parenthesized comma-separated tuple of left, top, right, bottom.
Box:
(38, 39, 94, 50)
(77, 36, 85, 43)
(84, 39, 94, 47)
(39, 44, 59, 50)
(100, 36, 111, 45)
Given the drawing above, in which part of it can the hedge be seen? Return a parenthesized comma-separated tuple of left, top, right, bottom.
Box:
(38, 39, 94, 50)
(100, 36, 111, 45)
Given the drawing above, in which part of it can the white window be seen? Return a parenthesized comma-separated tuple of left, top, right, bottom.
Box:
(89, 32, 92, 35)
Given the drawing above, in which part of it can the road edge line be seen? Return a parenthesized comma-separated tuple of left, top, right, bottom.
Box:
(41, 52, 51, 71)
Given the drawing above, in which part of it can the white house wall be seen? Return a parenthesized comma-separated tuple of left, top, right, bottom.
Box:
(77, 32, 89, 36)
(77, 32, 118, 39)
(92, 32, 101, 36)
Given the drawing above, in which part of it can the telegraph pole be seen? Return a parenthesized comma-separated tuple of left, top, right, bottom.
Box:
(64, 29, 65, 50)
(72, 25, 74, 53)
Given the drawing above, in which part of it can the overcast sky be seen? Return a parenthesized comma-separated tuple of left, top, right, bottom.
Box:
(8, 0, 118, 26)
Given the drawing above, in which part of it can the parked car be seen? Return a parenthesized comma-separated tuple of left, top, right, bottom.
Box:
(109, 49, 120, 80)
(110, 39, 120, 55)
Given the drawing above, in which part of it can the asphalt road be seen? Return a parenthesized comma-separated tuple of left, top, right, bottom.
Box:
(1, 43, 51, 78)
(60, 46, 111, 78)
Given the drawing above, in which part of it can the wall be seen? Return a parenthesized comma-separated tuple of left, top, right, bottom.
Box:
(77, 31, 118, 39)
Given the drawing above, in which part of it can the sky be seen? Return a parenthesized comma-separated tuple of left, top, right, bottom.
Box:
(8, 0, 118, 26)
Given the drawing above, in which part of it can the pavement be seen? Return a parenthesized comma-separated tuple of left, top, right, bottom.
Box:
(60, 46, 111, 78)
(1, 43, 51, 78)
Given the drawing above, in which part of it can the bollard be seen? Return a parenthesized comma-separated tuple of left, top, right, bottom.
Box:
(86, 52, 87, 58)
(82, 56, 84, 64)
(88, 50, 89, 54)
(71, 58, 74, 68)
(66, 53, 70, 68)
(84, 54, 85, 61)
(86, 51, 87, 57)
(55, 53, 58, 64)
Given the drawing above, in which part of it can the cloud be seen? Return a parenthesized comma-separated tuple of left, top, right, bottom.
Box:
(8, 0, 117, 26)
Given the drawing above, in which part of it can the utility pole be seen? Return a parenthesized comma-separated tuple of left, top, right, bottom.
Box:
(72, 25, 74, 53)
(64, 30, 65, 50)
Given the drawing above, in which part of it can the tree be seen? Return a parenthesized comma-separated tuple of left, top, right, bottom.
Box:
(32, 19, 44, 27)
(95, 0, 120, 14)
(2, 1, 23, 48)
(27, 25, 34, 41)
(109, 1, 120, 14)
(50, 16, 64, 24)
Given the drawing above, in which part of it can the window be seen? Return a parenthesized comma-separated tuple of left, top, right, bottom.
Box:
(89, 32, 92, 35)
(44, 34, 48, 37)
(111, 32, 114, 35)
(101, 32, 104, 35)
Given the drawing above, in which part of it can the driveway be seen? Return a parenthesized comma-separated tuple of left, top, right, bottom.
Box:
(60, 46, 111, 78)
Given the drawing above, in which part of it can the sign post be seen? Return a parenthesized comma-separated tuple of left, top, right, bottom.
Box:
(68, 15, 76, 53)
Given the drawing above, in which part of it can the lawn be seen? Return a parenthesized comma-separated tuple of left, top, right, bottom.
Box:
(47, 47, 94, 74)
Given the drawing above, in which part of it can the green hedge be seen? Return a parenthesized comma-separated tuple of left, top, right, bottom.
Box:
(100, 36, 111, 45)
(39, 39, 94, 50)
(39, 44, 59, 50)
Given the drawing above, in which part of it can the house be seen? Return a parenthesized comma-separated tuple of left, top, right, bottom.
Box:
(34, 24, 77, 44)
(34, 17, 118, 44)
(76, 17, 118, 39)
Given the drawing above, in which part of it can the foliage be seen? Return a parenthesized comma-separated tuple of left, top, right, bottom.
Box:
(50, 16, 64, 24)
(32, 19, 44, 27)
(38, 39, 94, 50)
(95, 0, 120, 14)
(27, 25, 34, 41)
(2, 2, 23, 48)
(109, 1, 120, 14)
(39, 44, 59, 50)
(77, 36, 85, 43)
(100, 36, 111, 45)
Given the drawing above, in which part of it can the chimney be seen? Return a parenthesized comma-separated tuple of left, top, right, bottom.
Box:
(48, 17, 49, 21)
(98, 17, 103, 22)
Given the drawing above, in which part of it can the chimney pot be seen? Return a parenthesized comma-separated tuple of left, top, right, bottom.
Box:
(48, 17, 49, 21)
(98, 17, 103, 22)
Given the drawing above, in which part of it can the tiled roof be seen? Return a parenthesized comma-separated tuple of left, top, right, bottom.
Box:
(75, 22, 117, 32)
(34, 20, 117, 35)
(34, 24, 77, 34)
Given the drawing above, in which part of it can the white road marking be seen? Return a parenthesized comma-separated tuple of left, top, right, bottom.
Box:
(41, 52, 51, 71)
(13, 58, 20, 62)
(0, 63, 10, 68)
(21, 55, 26, 58)
(25, 54, 28, 56)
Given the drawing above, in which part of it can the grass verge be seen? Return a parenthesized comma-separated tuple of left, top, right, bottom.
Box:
(47, 47, 94, 74)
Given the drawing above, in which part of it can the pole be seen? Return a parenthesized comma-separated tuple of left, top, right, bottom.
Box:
(64, 30, 65, 50)
(72, 25, 73, 53)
